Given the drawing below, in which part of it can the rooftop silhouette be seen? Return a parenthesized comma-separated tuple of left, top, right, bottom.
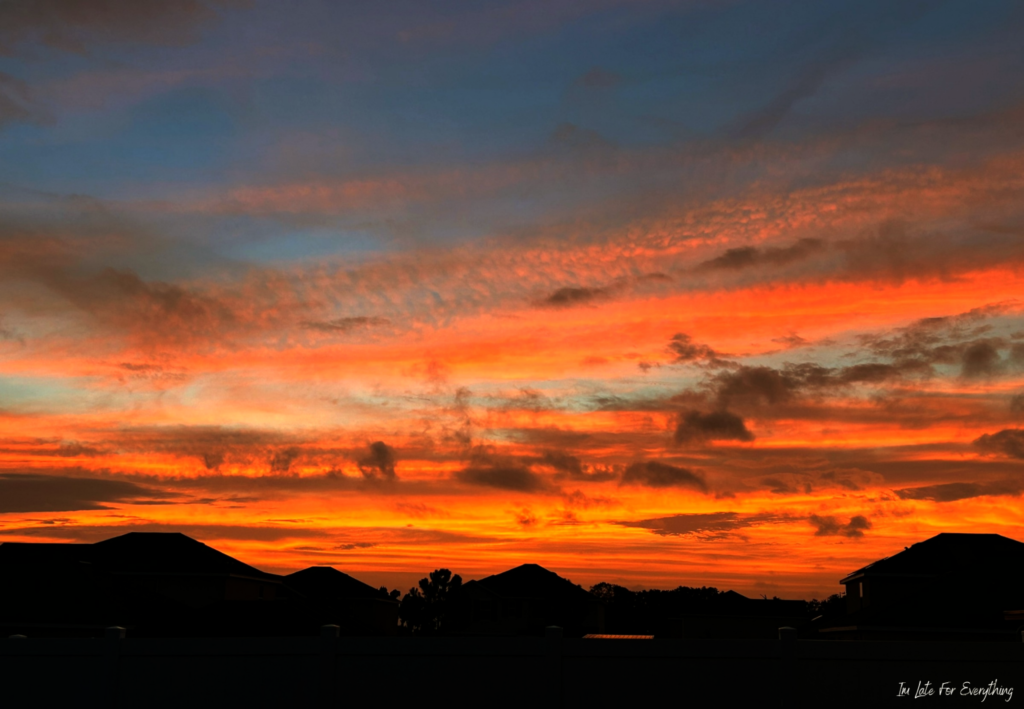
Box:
(453, 563, 605, 636)
(92, 532, 280, 579)
(0, 532, 395, 638)
(4, 530, 1024, 641)
(841, 532, 1024, 581)
(816, 532, 1024, 641)
(469, 563, 596, 601)
(285, 566, 385, 600)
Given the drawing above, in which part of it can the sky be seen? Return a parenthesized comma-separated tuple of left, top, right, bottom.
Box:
(1, 0, 1024, 600)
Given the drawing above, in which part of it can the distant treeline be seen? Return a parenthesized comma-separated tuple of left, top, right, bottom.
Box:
(382, 569, 845, 636)
(591, 583, 845, 636)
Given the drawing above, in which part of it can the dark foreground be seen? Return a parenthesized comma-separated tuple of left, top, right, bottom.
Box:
(2, 627, 1021, 708)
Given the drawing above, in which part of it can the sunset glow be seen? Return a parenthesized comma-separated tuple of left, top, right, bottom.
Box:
(2, 0, 1023, 600)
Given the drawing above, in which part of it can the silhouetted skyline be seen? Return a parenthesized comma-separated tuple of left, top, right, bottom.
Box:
(5, 530, 1022, 643)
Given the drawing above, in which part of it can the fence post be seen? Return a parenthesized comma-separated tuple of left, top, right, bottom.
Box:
(105, 626, 125, 709)
(545, 626, 563, 709)
(320, 624, 340, 704)
(778, 626, 797, 708)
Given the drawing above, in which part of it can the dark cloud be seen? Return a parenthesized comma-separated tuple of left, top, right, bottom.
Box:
(760, 476, 801, 495)
(894, 479, 1024, 502)
(620, 461, 707, 492)
(540, 285, 610, 308)
(771, 334, 808, 348)
(961, 341, 1001, 378)
(119, 362, 164, 372)
(668, 333, 720, 363)
(817, 468, 881, 491)
(136, 470, 361, 496)
(0, 471, 181, 513)
(1011, 393, 1024, 415)
(438, 385, 474, 449)
(808, 514, 871, 537)
(694, 216, 1024, 290)
(829, 361, 929, 385)
(393, 502, 450, 519)
(862, 303, 1012, 359)
(697, 238, 823, 272)
(489, 387, 552, 413)
(93, 425, 298, 471)
(301, 316, 390, 333)
(455, 464, 547, 492)
(973, 429, 1024, 460)
(0, 0, 247, 56)
(539, 450, 582, 477)
(332, 542, 377, 551)
(744, 467, 883, 496)
(202, 452, 224, 470)
(108, 466, 469, 501)
(51, 442, 104, 457)
(539, 273, 670, 310)
(835, 220, 1024, 286)
(674, 410, 754, 444)
(702, 359, 935, 412)
(39, 267, 238, 348)
(671, 306, 1017, 418)
(561, 489, 614, 510)
(616, 511, 783, 537)
(549, 509, 581, 526)
(269, 447, 301, 473)
(536, 450, 617, 482)
(712, 367, 794, 407)
(357, 441, 397, 481)
(454, 450, 551, 493)
(513, 507, 538, 526)
(637, 272, 672, 284)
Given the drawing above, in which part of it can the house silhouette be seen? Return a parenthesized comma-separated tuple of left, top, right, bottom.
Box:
(0, 538, 182, 637)
(668, 590, 808, 639)
(90, 532, 290, 605)
(285, 566, 398, 636)
(0, 532, 397, 638)
(450, 563, 604, 636)
(816, 532, 1024, 641)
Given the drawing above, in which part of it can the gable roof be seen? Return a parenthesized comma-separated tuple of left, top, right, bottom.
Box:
(284, 566, 383, 600)
(469, 563, 596, 603)
(90, 532, 278, 580)
(841, 533, 1024, 583)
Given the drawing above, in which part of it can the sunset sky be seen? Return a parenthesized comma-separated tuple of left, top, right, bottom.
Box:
(1, 0, 1024, 600)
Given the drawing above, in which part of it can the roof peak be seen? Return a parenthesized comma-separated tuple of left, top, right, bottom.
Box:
(842, 532, 1024, 582)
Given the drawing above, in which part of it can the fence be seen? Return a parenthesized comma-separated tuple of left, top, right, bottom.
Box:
(3, 626, 1023, 708)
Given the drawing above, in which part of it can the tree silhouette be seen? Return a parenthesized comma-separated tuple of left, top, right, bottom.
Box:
(805, 593, 845, 619)
(399, 568, 463, 635)
(589, 583, 724, 635)
(399, 587, 427, 633)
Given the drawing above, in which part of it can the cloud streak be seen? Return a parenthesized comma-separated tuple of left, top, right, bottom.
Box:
(0, 471, 181, 513)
